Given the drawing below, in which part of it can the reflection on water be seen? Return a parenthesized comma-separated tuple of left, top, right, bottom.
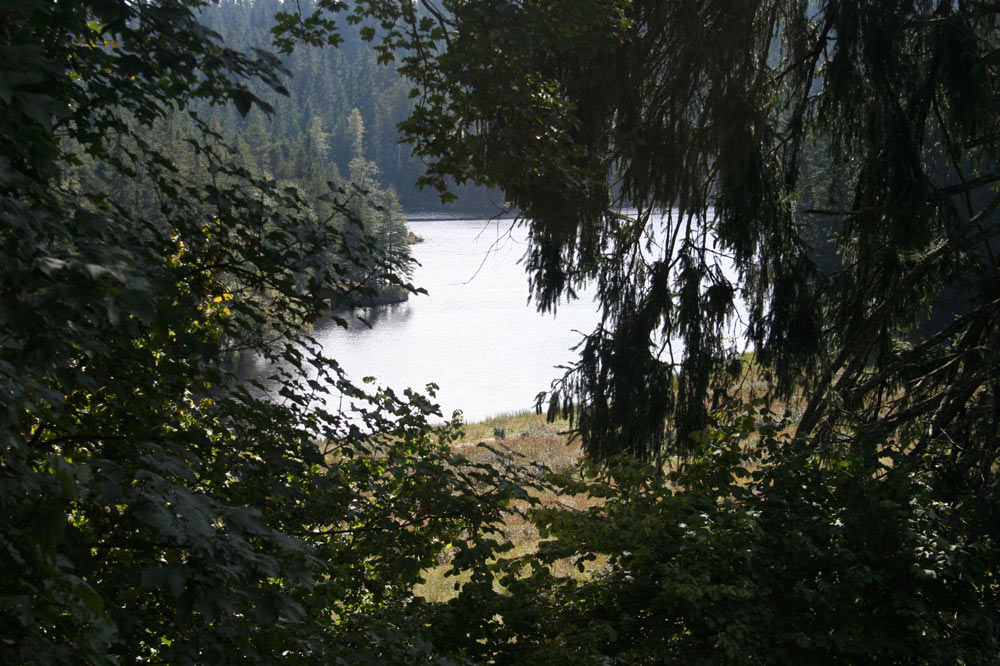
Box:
(315, 301, 415, 334)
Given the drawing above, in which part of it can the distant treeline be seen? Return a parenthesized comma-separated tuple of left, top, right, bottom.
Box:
(196, 0, 502, 214)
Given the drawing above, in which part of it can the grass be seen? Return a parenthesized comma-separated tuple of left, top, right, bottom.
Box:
(414, 410, 602, 601)
(452, 409, 580, 474)
(414, 361, 806, 603)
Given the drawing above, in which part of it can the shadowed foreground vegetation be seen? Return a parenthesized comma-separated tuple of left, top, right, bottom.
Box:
(5, 0, 1000, 664)
(415, 411, 589, 602)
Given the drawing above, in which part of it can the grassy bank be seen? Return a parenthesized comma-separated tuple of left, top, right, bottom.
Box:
(415, 356, 790, 602)
(452, 410, 580, 472)
(415, 410, 597, 601)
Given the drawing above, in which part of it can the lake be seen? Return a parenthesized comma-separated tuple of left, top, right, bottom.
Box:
(311, 215, 602, 423)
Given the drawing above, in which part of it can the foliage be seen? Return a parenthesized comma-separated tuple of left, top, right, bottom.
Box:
(477, 408, 999, 665)
(333, 0, 1000, 472)
(7, 0, 1000, 663)
(0, 1, 525, 663)
(273, 2, 1000, 664)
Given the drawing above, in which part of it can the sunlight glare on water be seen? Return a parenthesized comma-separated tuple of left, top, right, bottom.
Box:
(312, 215, 599, 423)
(310, 211, 748, 423)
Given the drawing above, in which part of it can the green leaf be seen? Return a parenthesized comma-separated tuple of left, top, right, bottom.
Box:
(232, 90, 254, 117)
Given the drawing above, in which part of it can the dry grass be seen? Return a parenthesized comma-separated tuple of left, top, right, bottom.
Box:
(452, 410, 581, 474)
(414, 361, 805, 603)
(414, 410, 605, 601)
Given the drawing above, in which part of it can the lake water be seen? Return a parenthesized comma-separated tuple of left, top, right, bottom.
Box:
(311, 216, 601, 423)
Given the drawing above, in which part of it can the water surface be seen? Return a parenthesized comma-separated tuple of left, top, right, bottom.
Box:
(313, 216, 600, 422)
